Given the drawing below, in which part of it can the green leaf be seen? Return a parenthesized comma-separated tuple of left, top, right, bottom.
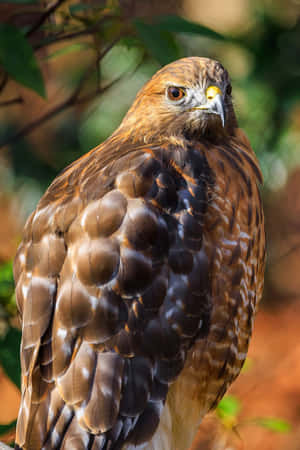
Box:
(0, 262, 14, 299)
(0, 419, 17, 437)
(216, 395, 241, 420)
(154, 15, 225, 41)
(0, 24, 46, 97)
(120, 36, 141, 49)
(0, 326, 21, 389)
(134, 20, 182, 65)
(254, 417, 291, 433)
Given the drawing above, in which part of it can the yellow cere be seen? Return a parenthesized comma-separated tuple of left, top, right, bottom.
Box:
(206, 85, 222, 100)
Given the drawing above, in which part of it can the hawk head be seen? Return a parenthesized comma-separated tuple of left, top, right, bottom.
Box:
(119, 57, 237, 144)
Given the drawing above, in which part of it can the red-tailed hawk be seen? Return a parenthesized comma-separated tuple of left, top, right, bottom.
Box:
(14, 57, 265, 450)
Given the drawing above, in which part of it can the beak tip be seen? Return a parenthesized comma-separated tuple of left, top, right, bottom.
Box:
(212, 93, 225, 128)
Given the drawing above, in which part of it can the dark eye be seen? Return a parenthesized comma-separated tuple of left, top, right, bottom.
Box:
(167, 86, 186, 101)
(226, 84, 232, 96)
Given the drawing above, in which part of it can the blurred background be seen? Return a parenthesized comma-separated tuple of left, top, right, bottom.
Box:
(0, 0, 300, 448)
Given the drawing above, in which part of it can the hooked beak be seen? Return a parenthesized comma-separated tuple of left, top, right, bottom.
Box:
(192, 86, 225, 127)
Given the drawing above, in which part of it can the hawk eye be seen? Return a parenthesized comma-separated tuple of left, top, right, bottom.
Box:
(167, 86, 186, 101)
(226, 84, 232, 96)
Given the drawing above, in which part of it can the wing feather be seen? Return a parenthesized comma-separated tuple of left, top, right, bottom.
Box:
(15, 140, 214, 449)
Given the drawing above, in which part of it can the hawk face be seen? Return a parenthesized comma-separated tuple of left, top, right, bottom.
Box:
(120, 57, 236, 144)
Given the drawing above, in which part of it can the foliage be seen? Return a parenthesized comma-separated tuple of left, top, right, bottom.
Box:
(0, 326, 21, 390)
(253, 417, 291, 433)
(0, 420, 16, 448)
(216, 393, 291, 436)
(0, 261, 20, 390)
(0, 261, 17, 333)
(216, 395, 241, 428)
(0, 262, 14, 301)
(134, 15, 225, 65)
(0, 24, 45, 98)
(0, 420, 16, 436)
(0, 261, 20, 443)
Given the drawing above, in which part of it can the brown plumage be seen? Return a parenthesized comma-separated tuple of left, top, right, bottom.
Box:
(14, 57, 265, 450)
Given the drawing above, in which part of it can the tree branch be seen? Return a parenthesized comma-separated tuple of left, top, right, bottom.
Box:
(0, 35, 123, 149)
(33, 14, 117, 51)
(270, 240, 300, 267)
(0, 97, 23, 107)
(26, 0, 67, 38)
